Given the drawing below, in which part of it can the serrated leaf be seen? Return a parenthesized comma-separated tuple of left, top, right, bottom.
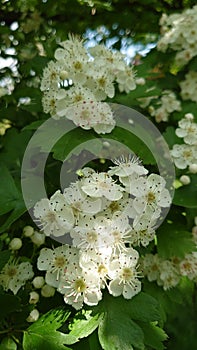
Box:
(173, 175, 197, 208)
(63, 309, 103, 345)
(138, 322, 167, 350)
(23, 308, 72, 350)
(98, 294, 145, 350)
(157, 222, 196, 259)
(126, 292, 162, 323)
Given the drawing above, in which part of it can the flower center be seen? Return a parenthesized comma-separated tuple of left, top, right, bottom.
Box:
(109, 201, 120, 212)
(54, 256, 66, 268)
(74, 278, 86, 293)
(87, 231, 98, 243)
(7, 267, 17, 277)
(98, 264, 107, 276)
(121, 267, 133, 281)
(147, 191, 155, 203)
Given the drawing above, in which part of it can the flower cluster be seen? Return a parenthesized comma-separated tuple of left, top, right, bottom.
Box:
(34, 156, 171, 309)
(157, 5, 197, 66)
(142, 217, 197, 289)
(147, 90, 181, 123)
(171, 113, 197, 170)
(179, 71, 197, 103)
(40, 35, 136, 134)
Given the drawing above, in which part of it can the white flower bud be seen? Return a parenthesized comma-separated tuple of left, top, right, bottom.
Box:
(189, 164, 197, 174)
(136, 77, 146, 85)
(29, 291, 40, 304)
(192, 226, 197, 234)
(27, 309, 40, 322)
(184, 113, 194, 121)
(32, 276, 45, 289)
(9, 238, 22, 251)
(60, 70, 68, 80)
(23, 226, 34, 237)
(179, 175, 191, 185)
(41, 284, 55, 298)
(31, 231, 45, 246)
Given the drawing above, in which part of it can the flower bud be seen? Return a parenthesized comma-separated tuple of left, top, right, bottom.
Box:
(23, 226, 34, 237)
(27, 309, 40, 322)
(29, 291, 39, 304)
(32, 276, 45, 289)
(31, 231, 45, 246)
(41, 284, 55, 298)
(189, 164, 197, 174)
(179, 175, 191, 185)
(184, 113, 194, 121)
(9, 238, 22, 251)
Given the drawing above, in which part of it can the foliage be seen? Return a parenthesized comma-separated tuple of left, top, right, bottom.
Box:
(1, 1, 197, 350)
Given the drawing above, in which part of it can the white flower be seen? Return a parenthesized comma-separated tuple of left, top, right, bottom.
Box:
(179, 252, 197, 280)
(65, 101, 115, 134)
(109, 155, 148, 178)
(159, 260, 180, 290)
(141, 254, 161, 282)
(63, 181, 102, 218)
(116, 67, 136, 94)
(176, 117, 197, 145)
(58, 266, 102, 309)
(40, 60, 63, 91)
(33, 190, 75, 237)
(70, 215, 112, 251)
(131, 174, 171, 217)
(37, 245, 78, 288)
(108, 248, 141, 299)
(171, 144, 197, 169)
(0, 260, 34, 295)
(81, 172, 123, 201)
(79, 249, 110, 288)
(130, 214, 156, 247)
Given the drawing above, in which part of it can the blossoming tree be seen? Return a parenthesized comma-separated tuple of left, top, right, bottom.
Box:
(0, 1, 197, 350)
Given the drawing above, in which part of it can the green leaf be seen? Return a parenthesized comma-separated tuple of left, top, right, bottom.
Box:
(157, 222, 196, 259)
(0, 292, 21, 320)
(138, 322, 168, 350)
(52, 127, 98, 162)
(163, 126, 181, 148)
(0, 165, 26, 232)
(0, 337, 17, 350)
(125, 292, 162, 323)
(173, 175, 197, 208)
(98, 294, 145, 350)
(23, 308, 72, 350)
(64, 309, 103, 345)
(0, 250, 11, 271)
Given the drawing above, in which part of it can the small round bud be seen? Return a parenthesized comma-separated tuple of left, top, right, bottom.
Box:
(136, 77, 146, 85)
(179, 175, 191, 185)
(31, 231, 45, 246)
(189, 164, 197, 174)
(32, 276, 45, 289)
(60, 70, 68, 80)
(184, 113, 194, 121)
(27, 309, 40, 323)
(23, 226, 34, 237)
(41, 284, 55, 298)
(9, 238, 22, 251)
(29, 291, 40, 304)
